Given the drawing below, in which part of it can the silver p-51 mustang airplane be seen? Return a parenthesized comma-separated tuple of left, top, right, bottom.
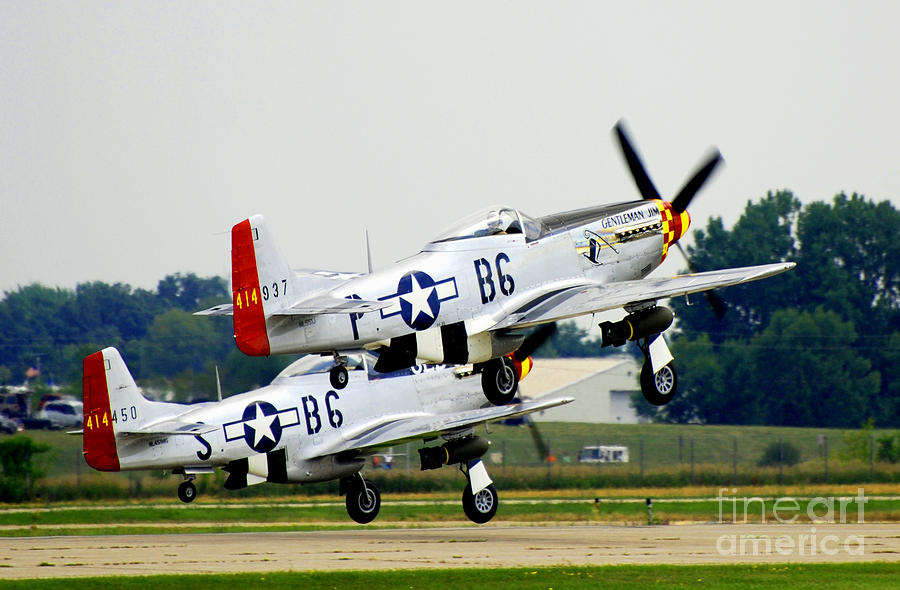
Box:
(198, 122, 795, 406)
(82, 347, 569, 524)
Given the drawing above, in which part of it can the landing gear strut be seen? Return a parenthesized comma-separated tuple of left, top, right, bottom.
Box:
(635, 335, 678, 406)
(460, 461, 498, 524)
(640, 361, 677, 406)
(342, 474, 380, 524)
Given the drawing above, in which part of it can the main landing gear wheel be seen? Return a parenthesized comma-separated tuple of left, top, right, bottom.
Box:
(481, 357, 518, 405)
(640, 361, 677, 406)
(462, 483, 498, 524)
(345, 478, 380, 524)
(177, 480, 197, 503)
(330, 365, 348, 390)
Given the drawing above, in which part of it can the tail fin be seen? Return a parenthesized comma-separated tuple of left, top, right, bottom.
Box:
(82, 347, 158, 471)
(231, 215, 295, 356)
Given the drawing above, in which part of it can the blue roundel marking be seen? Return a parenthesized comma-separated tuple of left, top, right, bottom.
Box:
(397, 271, 441, 331)
(242, 401, 282, 453)
(378, 270, 459, 331)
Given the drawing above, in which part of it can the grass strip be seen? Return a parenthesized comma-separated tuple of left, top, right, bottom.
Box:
(2, 563, 900, 589)
(3, 496, 900, 537)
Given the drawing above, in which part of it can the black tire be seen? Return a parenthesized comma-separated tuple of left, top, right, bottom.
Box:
(346, 479, 380, 524)
(481, 357, 518, 405)
(330, 365, 349, 390)
(640, 361, 677, 406)
(177, 481, 197, 503)
(462, 483, 498, 524)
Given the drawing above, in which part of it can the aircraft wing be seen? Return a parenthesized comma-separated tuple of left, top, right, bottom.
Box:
(492, 262, 796, 330)
(304, 395, 573, 460)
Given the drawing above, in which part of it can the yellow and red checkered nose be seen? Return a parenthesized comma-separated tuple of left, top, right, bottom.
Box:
(658, 201, 691, 262)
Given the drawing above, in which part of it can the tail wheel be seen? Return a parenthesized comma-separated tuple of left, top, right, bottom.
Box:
(640, 361, 677, 406)
(462, 483, 498, 524)
(346, 478, 380, 524)
(481, 357, 518, 405)
(177, 481, 197, 503)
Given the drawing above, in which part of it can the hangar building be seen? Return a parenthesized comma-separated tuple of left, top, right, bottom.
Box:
(521, 355, 646, 424)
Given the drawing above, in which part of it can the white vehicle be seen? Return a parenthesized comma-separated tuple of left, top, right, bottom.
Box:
(38, 400, 83, 429)
(578, 445, 629, 463)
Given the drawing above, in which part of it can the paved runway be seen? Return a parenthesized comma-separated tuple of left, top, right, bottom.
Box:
(3, 523, 899, 579)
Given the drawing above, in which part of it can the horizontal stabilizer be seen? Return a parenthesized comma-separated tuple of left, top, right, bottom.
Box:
(276, 293, 389, 316)
(116, 419, 218, 437)
(196, 294, 387, 318)
(194, 303, 233, 316)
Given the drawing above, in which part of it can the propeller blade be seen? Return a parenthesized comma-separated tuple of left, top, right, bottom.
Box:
(614, 120, 662, 201)
(674, 242, 697, 273)
(675, 242, 728, 319)
(705, 290, 728, 320)
(527, 419, 550, 462)
(513, 323, 557, 362)
(670, 150, 723, 213)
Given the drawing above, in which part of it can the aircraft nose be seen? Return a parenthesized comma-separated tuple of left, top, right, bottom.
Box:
(659, 201, 691, 262)
(663, 201, 690, 243)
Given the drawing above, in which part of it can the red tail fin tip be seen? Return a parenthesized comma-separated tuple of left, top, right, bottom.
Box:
(82, 351, 120, 471)
(231, 219, 271, 356)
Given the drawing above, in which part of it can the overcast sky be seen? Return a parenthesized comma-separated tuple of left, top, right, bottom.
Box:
(2, 2, 899, 295)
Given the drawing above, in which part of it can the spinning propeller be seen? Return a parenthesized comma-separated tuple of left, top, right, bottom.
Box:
(512, 323, 557, 363)
(614, 120, 727, 319)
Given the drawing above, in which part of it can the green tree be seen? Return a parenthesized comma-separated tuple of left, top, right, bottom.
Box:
(795, 193, 900, 328)
(0, 274, 230, 387)
(874, 333, 900, 427)
(673, 190, 801, 342)
(62, 282, 162, 343)
(0, 284, 73, 382)
(749, 309, 880, 427)
(670, 192, 900, 427)
(0, 436, 51, 502)
(157, 273, 228, 311)
(142, 309, 229, 376)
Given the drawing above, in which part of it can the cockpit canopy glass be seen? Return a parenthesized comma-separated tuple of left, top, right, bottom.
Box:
(430, 206, 545, 243)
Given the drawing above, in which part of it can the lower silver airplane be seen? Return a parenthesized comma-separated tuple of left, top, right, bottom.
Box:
(82, 347, 570, 524)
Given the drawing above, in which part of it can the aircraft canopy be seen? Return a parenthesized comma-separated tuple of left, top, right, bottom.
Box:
(430, 206, 545, 243)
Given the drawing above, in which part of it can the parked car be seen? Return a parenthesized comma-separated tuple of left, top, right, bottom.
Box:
(0, 392, 28, 417)
(37, 400, 83, 429)
(0, 414, 22, 434)
(18, 416, 53, 430)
